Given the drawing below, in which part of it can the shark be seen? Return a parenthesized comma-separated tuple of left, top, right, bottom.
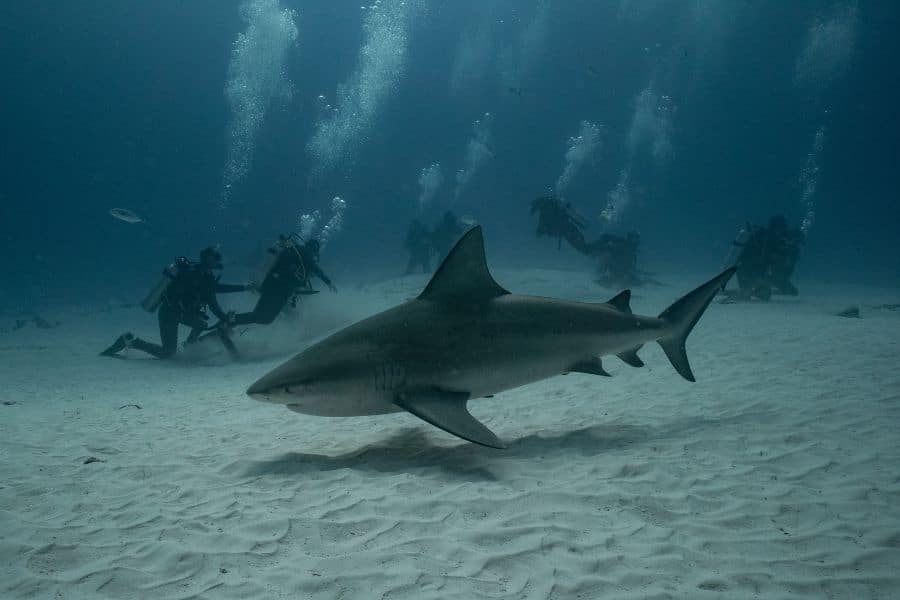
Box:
(247, 226, 735, 449)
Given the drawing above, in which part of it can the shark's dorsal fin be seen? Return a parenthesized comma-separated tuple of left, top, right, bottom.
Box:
(606, 290, 633, 313)
(419, 226, 510, 303)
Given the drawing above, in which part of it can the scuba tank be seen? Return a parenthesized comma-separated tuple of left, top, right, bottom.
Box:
(255, 235, 297, 286)
(141, 258, 187, 312)
(723, 223, 751, 269)
(255, 239, 284, 284)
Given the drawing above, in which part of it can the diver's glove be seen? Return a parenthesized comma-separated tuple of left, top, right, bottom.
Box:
(328, 283, 338, 294)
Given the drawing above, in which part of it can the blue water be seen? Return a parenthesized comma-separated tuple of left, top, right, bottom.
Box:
(1, 0, 898, 311)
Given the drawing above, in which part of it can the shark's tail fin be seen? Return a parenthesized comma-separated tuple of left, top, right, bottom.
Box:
(656, 268, 736, 382)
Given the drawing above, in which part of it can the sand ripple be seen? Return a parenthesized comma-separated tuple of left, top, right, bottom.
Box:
(1, 276, 899, 598)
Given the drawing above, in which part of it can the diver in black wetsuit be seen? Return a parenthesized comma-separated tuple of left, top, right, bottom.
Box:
(723, 216, 803, 301)
(531, 195, 591, 254)
(230, 237, 336, 326)
(101, 247, 251, 359)
(431, 211, 465, 262)
(727, 223, 771, 300)
(766, 216, 803, 296)
(593, 231, 642, 287)
(404, 219, 433, 274)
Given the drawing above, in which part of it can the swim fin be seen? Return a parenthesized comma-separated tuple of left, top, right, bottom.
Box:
(100, 332, 134, 357)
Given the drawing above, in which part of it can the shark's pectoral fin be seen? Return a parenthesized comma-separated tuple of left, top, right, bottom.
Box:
(566, 357, 611, 377)
(394, 389, 506, 449)
(617, 346, 644, 368)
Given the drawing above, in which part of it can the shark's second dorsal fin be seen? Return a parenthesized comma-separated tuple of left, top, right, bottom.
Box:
(606, 290, 633, 313)
(419, 226, 510, 303)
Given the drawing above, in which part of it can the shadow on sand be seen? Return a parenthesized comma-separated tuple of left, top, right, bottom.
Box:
(237, 415, 736, 481)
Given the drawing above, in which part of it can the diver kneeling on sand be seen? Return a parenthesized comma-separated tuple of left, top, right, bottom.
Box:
(223, 234, 337, 328)
(100, 246, 252, 359)
(403, 219, 433, 274)
(531, 195, 592, 254)
(721, 215, 804, 302)
(591, 231, 643, 287)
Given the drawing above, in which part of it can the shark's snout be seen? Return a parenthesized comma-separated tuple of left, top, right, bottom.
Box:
(246, 373, 303, 403)
(246, 371, 279, 396)
(246, 378, 267, 396)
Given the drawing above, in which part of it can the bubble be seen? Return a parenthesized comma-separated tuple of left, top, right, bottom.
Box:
(319, 196, 347, 247)
(298, 210, 320, 240)
(308, 0, 419, 176)
(605, 82, 674, 221)
(417, 162, 443, 211)
(222, 0, 298, 204)
(799, 126, 826, 235)
(298, 196, 348, 248)
(449, 5, 497, 97)
(555, 120, 603, 195)
(627, 85, 673, 164)
(794, 3, 858, 96)
(600, 167, 631, 224)
(499, 0, 551, 93)
(454, 112, 495, 200)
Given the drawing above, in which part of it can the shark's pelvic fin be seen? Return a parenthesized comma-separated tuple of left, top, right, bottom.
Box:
(606, 290, 633, 313)
(657, 267, 736, 382)
(418, 226, 510, 303)
(394, 388, 507, 449)
(567, 357, 612, 377)
(617, 347, 644, 368)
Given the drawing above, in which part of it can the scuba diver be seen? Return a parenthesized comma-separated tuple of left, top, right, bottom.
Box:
(431, 211, 465, 261)
(766, 215, 803, 296)
(722, 215, 803, 301)
(530, 195, 592, 254)
(593, 231, 642, 287)
(229, 235, 337, 326)
(100, 246, 251, 359)
(404, 219, 433, 274)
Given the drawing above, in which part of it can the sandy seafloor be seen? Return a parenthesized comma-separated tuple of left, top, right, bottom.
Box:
(1, 267, 899, 600)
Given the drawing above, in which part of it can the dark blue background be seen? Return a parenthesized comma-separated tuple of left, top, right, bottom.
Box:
(1, 1, 897, 309)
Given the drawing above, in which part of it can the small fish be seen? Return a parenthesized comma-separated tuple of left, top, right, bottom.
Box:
(109, 207, 144, 224)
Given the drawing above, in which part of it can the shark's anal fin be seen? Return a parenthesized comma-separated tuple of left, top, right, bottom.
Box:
(617, 347, 644, 368)
(394, 389, 506, 449)
(566, 358, 611, 377)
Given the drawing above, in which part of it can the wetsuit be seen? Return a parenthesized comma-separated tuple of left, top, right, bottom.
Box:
(767, 228, 803, 296)
(532, 197, 591, 254)
(732, 226, 773, 301)
(130, 260, 245, 358)
(594, 233, 641, 286)
(232, 244, 333, 326)
(404, 221, 433, 274)
(431, 213, 464, 261)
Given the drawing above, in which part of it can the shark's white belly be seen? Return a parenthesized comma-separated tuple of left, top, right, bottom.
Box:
(285, 334, 612, 417)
